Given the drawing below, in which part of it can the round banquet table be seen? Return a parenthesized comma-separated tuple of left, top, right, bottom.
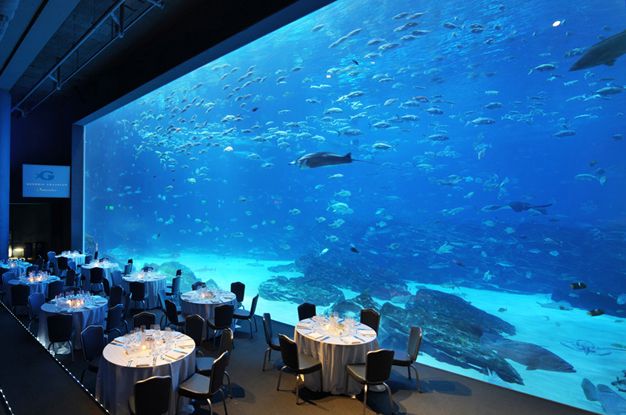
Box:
(294, 316, 378, 395)
(180, 289, 238, 336)
(1, 261, 31, 277)
(6, 275, 61, 306)
(123, 272, 168, 309)
(96, 330, 196, 415)
(81, 261, 120, 287)
(37, 295, 108, 349)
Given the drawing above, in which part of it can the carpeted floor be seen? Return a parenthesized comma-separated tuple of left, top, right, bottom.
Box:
(64, 310, 595, 415)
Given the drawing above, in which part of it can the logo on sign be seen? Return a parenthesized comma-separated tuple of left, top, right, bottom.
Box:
(36, 170, 55, 180)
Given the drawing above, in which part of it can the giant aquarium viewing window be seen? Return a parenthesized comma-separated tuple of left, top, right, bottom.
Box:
(84, 0, 626, 412)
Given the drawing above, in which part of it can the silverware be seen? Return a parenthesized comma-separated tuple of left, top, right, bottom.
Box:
(127, 359, 134, 367)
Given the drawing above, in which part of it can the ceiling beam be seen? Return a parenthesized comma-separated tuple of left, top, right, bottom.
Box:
(0, 0, 80, 90)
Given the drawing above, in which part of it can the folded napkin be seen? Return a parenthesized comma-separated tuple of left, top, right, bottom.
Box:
(342, 336, 361, 345)
(308, 331, 326, 340)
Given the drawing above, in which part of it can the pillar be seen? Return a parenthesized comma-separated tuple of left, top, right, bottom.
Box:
(0, 90, 10, 259)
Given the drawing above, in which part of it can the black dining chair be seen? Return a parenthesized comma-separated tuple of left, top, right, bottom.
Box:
(89, 267, 105, 294)
(46, 280, 64, 301)
(177, 351, 230, 415)
(392, 326, 423, 391)
(27, 292, 45, 330)
(185, 314, 205, 353)
(57, 256, 69, 274)
(133, 312, 156, 329)
(105, 303, 127, 339)
(346, 349, 395, 414)
(109, 285, 124, 308)
(165, 299, 185, 330)
(102, 277, 111, 297)
(84, 254, 93, 264)
(262, 313, 281, 371)
(230, 281, 245, 308)
(47, 313, 74, 361)
(277, 334, 323, 405)
(123, 259, 133, 276)
(166, 275, 181, 300)
(233, 294, 259, 338)
(191, 281, 206, 290)
(360, 308, 381, 334)
(80, 325, 105, 382)
(129, 281, 148, 311)
(297, 302, 316, 321)
(129, 375, 172, 415)
(207, 305, 234, 346)
(11, 284, 30, 317)
(197, 328, 233, 397)
(65, 269, 77, 288)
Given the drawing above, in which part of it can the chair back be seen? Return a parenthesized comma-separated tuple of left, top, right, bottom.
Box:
(90, 267, 104, 284)
(249, 294, 259, 316)
(158, 289, 167, 311)
(46, 280, 64, 301)
(106, 304, 125, 335)
(81, 325, 105, 362)
(185, 314, 205, 347)
(65, 269, 77, 287)
(209, 351, 229, 395)
(47, 313, 73, 343)
(26, 265, 39, 275)
(47, 251, 59, 275)
(134, 376, 172, 415)
(365, 349, 395, 383)
(28, 293, 45, 318)
(109, 285, 124, 307)
(262, 313, 274, 346)
(11, 284, 30, 306)
(170, 276, 181, 295)
(133, 312, 156, 329)
(129, 281, 146, 300)
(57, 256, 69, 271)
(278, 334, 299, 371)
(142, 266, 154, 272)
(84, 254, 93, 264)
(360, 308, 381, 333)
(408, 326, 423, 362)
(165, 299, 179, 325)
(47, 251, 56, 263)
(191, 281, 206, 290)
(218, 328, 234, 354)
(213, 305, 234, 329)
(230, 281, 245, 303)
(297, 302, 316, 321)
(102, 278, 111, 297)
(2, 271, 17, 286)
(123, 261, 133, 275)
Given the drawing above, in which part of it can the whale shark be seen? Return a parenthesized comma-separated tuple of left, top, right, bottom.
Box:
(570, 29, 626, 71)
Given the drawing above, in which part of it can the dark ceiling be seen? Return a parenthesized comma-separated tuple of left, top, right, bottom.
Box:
(0, 0, 333, 120)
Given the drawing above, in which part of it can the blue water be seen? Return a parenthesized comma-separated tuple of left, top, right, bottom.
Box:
(84, 0, 626, 412)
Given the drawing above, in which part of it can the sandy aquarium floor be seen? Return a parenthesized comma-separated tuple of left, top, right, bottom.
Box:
(135, 252, 621, 414)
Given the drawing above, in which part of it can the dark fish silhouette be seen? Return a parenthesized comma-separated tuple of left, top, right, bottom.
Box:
(484, 201, 553, 214)
(290, 152, 353, 168)
(588, 308, 605, 317)
(570, 29, 626, 71)
(571, 282, 587, 290)
(350, 245, 359, 253)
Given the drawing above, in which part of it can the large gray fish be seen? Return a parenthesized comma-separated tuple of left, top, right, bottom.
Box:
(290, 152, 353, 168)
(570, 29, 626, 71)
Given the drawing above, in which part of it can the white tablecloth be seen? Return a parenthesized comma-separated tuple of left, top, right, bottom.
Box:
(6, 275, 61, 306)
(81, 261, 120, 287)
(294, 317, 378, 395)
(123, 273, 168, 309)
(96, 331, 196, 415)
(37, 296, 108, 349)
